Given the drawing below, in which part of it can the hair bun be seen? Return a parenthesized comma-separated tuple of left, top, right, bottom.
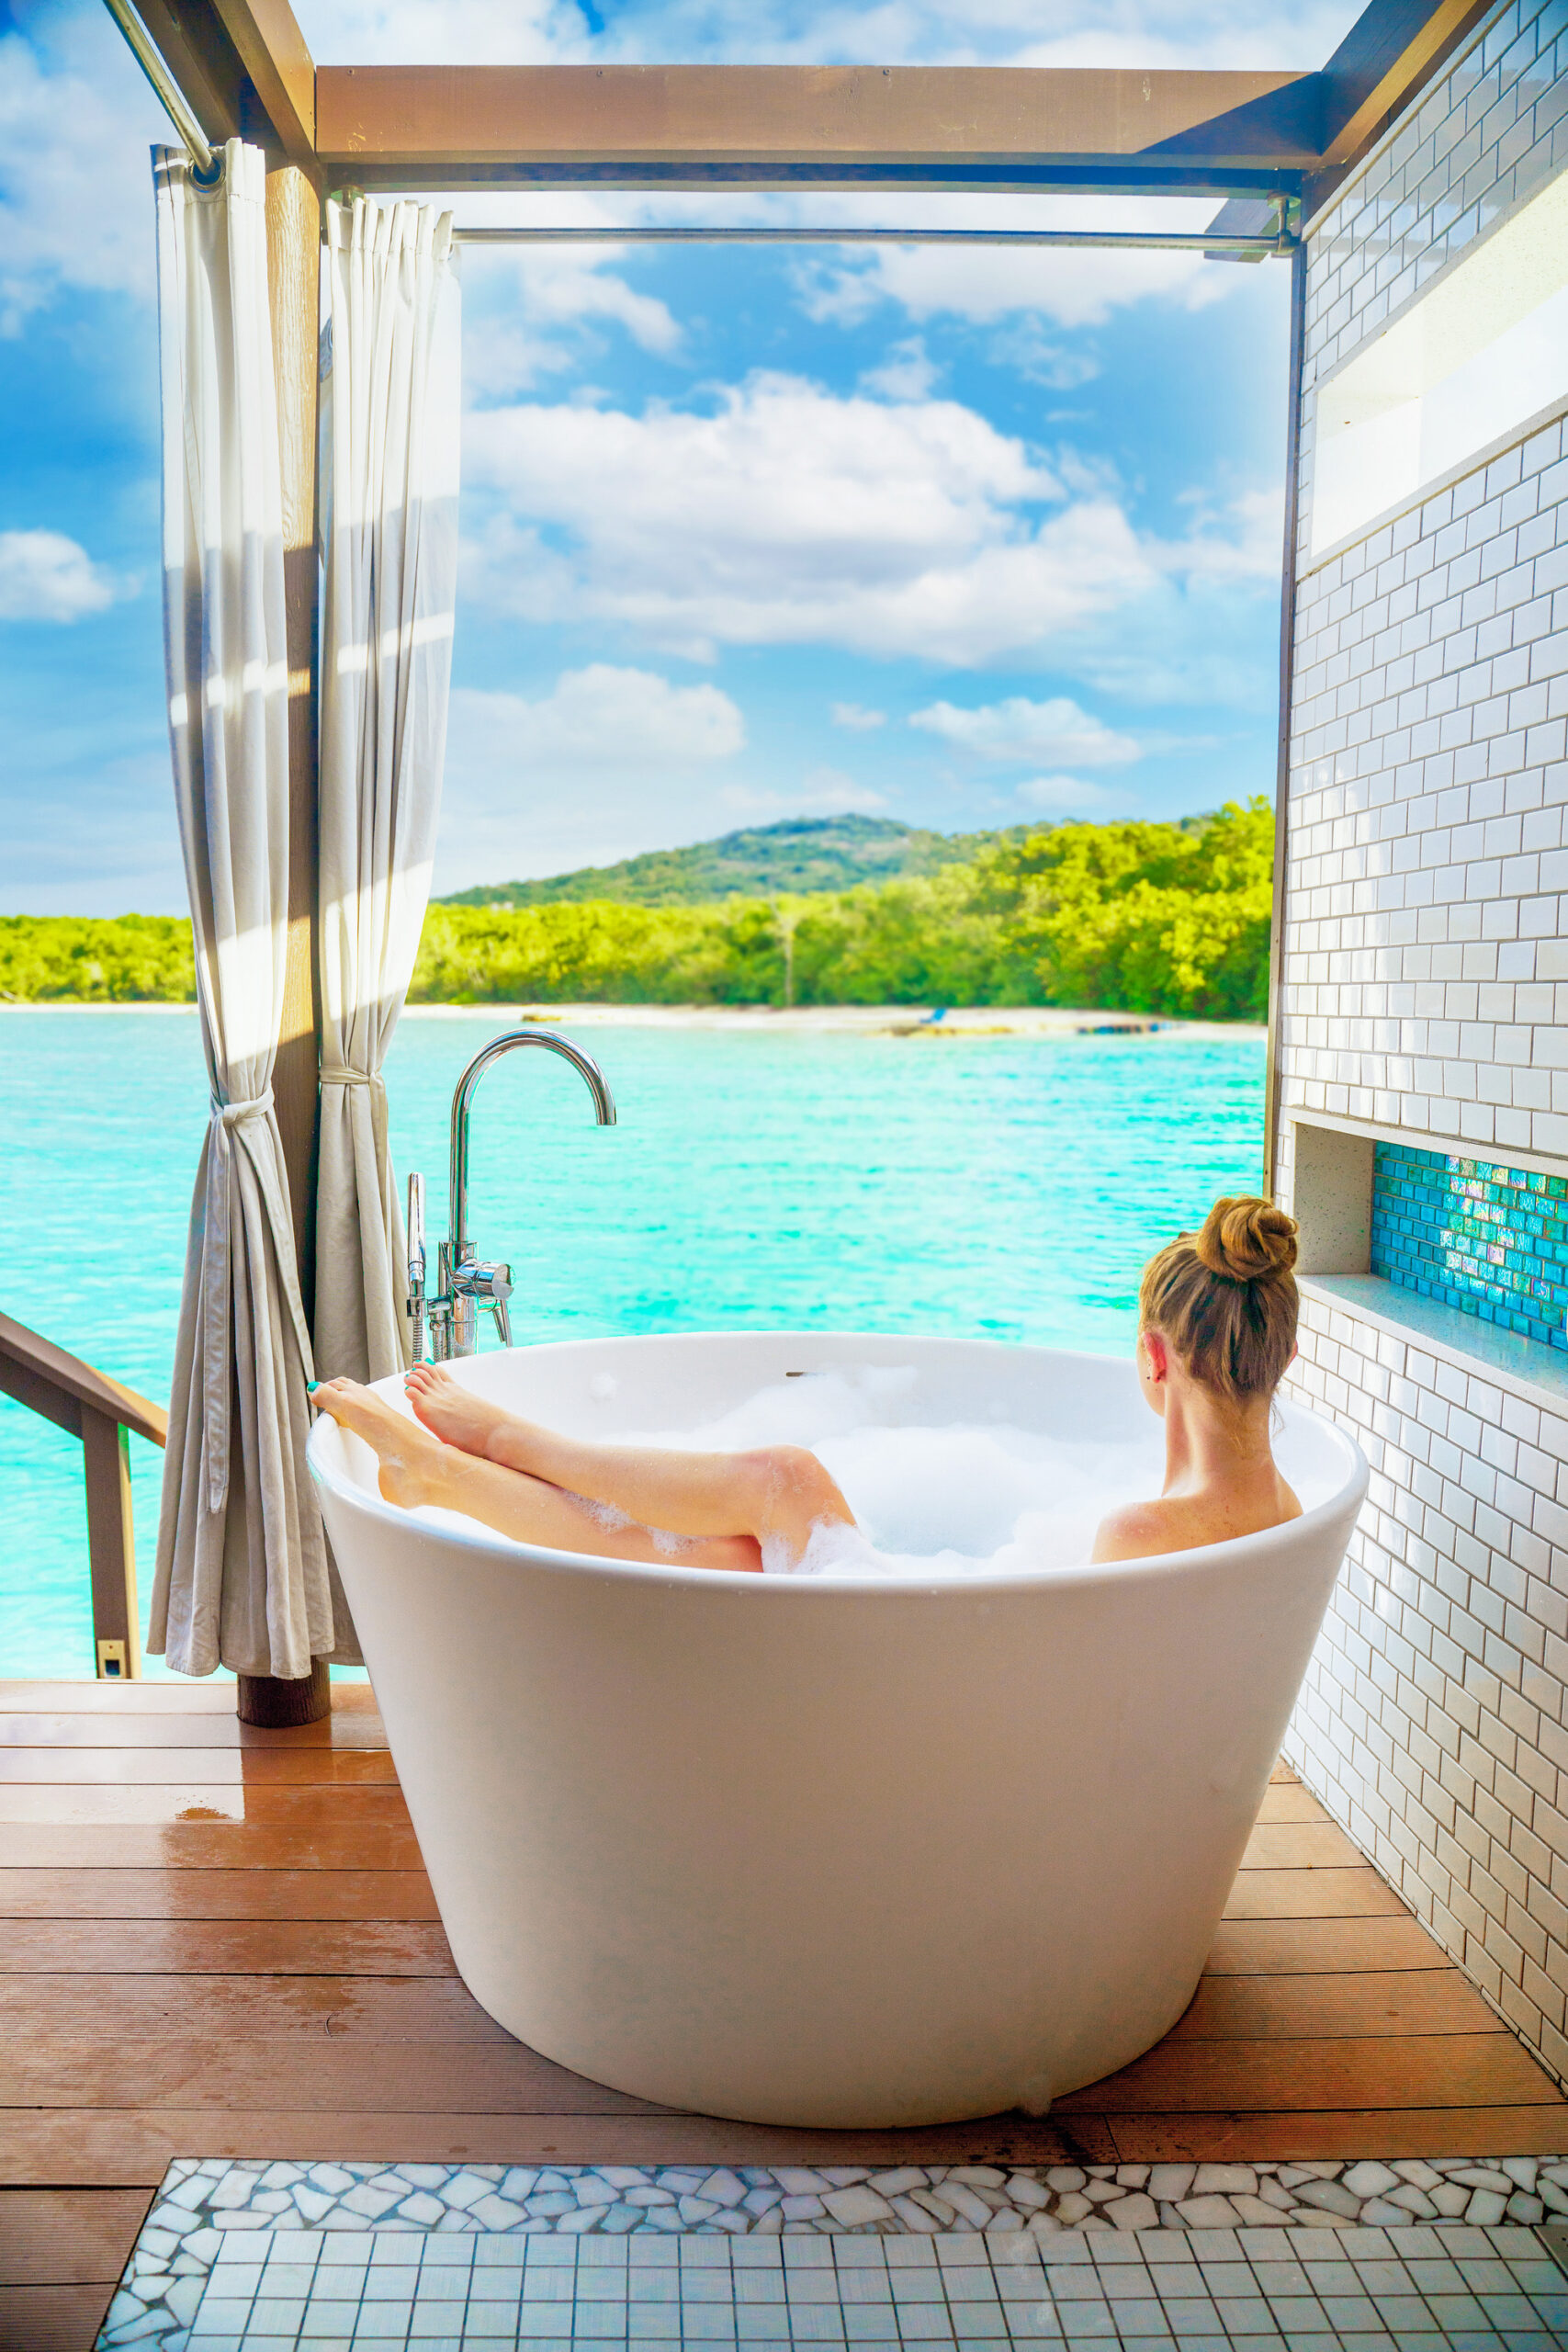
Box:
(1196, 1196, 1298, 1283)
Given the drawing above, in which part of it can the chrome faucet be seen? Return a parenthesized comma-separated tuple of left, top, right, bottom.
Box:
(406, 1027, 616, 1362)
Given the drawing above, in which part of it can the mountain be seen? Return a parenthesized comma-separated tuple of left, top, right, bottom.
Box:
(438, 815, 1022, 910)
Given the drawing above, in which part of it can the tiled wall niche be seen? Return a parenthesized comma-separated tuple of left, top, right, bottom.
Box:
(1372, 1143, 1568, 1348)
(1275, 0, 1568, 2093)
(1292, 1120, 1373, 1276)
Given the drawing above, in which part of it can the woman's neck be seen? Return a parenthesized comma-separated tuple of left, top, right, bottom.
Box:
(1161, 1381, 1277, 1498)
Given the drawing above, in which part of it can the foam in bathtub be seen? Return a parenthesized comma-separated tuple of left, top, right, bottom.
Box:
(626, 1364, 1164, 1576)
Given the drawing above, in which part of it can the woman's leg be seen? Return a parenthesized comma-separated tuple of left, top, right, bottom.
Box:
(310, 1382, 764, 1571)
(400, 1362, 853, 1564)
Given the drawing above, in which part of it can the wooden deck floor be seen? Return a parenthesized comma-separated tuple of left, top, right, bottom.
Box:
(3, 1679, 1566, 2350)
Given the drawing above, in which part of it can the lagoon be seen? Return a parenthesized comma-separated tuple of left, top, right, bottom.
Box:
(0, 1007, 1265, 1678)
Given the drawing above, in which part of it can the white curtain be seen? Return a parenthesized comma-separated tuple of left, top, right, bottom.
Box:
(313, 198, 461, 1384)
(147, 140, 333, 1679)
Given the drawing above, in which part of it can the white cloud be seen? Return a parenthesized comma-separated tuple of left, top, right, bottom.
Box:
(0, 529, 121, 621)
(987, 322, 1100, 390)
(1032, 491, 1285, 706)
(468, 370, 1055, 560)
(464, 247, 681, 400)
(798, 241, 1223, 334)
(1014, 774, 1119, 812)
(789, 187, 1253, 334)
(859, 337, 939, 401)
(594, 0, 1353, 72)
(435, 664, 748, 888)
(299, 0, 587, 64)
(513, 254, 680, 355)
(449, 664, 744, 773)
(0, 13, 166, 330)
(1159, 486, 1285, 581)
(299, 0, 1353, 70)
(832, 703, 886, 730)
(721, 768, 887, 818)
(464, 371, 1173, 664)
(910, 694, 1139, 767)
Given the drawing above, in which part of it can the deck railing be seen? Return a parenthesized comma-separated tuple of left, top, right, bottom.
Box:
(0, 1310, 167, 1678)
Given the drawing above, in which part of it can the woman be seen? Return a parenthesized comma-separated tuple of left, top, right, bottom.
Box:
(1089, 1193, 1301, 1562)
(310, 1193, 1301, 1571)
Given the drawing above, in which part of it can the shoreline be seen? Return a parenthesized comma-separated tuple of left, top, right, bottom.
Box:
(0, 1001, 1266, 1042)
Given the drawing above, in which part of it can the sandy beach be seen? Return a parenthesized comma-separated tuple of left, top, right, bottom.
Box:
(404, 1004, 1268, 1041)
(0, 1001, 1265, 1042)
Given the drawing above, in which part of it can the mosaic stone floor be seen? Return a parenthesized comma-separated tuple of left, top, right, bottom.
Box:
(96, 2162, 1568, 2352)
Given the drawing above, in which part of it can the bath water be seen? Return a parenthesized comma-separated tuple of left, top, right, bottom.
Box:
(0, 1008, 1264, 1672)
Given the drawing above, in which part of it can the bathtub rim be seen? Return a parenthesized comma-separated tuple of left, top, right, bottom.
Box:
(306, 1327, 1368, 1599)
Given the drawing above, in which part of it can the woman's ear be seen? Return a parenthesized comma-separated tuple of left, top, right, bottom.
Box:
(1141, 1329, 1168, 1385)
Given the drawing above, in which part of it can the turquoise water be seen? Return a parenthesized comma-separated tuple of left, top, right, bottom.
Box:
(0, 1008, 1265, 1677)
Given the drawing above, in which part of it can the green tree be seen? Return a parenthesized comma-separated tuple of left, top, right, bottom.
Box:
(976, 799, 1273, 1021)
(0, 805, 1273, 1022)
(0, 914, 197, 1002)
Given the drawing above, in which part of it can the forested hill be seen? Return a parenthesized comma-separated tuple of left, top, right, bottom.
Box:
(0, 801, 1275, 1023)
(439, 814, 1019, 909)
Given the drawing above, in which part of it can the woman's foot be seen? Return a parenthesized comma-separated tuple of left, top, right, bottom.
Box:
(403, 1363, 513, 1459)
(310, 1378, 449, 1510)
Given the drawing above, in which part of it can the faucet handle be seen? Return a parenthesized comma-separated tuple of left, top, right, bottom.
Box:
(407, 1173, 426, 1286)
(406, 1173, 428, 1363)
(453, 1257, 513, 1351)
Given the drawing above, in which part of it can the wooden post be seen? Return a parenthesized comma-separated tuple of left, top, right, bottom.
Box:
(241, 156, 331, 1729)
(81, 1410, 141, 1680)
(267, 158, 322, 1301)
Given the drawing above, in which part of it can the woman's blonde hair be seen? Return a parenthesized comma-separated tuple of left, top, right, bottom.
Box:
(1139, 1196, 1299, 1405)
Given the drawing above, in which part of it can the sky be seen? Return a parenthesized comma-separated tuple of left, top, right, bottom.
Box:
(0, 0, 1364, 910)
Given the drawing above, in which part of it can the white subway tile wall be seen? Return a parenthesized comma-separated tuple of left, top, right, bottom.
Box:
(1278, 0, 1568, 2089)
(1283, 0, 1568, 1163)
(1289, 1292, 1568, 2078)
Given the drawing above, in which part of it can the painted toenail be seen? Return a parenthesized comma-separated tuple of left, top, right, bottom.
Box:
(306, 1381, 320, 1393)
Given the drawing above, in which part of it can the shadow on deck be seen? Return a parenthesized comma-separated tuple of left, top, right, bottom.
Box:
(1, 1678, 1564, 2347)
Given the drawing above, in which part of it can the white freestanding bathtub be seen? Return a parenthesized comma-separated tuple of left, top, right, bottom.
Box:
(308, 1331, 1366, 2129)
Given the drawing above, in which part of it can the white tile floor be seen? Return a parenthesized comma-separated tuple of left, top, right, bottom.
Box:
(105, 2217, 1568, 2352)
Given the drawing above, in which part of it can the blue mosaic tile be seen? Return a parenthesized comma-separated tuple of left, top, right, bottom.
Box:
(1371, 1144, 1568, 1354)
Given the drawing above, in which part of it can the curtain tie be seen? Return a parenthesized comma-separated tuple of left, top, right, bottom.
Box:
(212, 1090, 275, 1126)
(197, 1079, 316, 1512)
(320, 1067, 379, 1087)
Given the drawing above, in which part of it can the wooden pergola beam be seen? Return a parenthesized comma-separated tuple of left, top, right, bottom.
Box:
(117, 0, 1492, 203)
(133, 0, 314, 172)
(209, 0, 314, 164)
(131, 0, 247, 147)
(314, 65, 1318, 192)
(1317, 0, 1495, 166)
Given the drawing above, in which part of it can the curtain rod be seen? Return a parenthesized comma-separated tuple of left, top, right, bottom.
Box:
(101, 0, 215, 172)
(450, 225, 1292, 254)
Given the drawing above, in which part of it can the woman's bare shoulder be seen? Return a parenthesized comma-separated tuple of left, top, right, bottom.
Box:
(1092, 1478, 1304, 1565)
(1090, 1497, 1186, 1564)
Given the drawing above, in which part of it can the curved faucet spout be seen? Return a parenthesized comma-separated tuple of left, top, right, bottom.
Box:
(449, 1027, 616, 1264)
